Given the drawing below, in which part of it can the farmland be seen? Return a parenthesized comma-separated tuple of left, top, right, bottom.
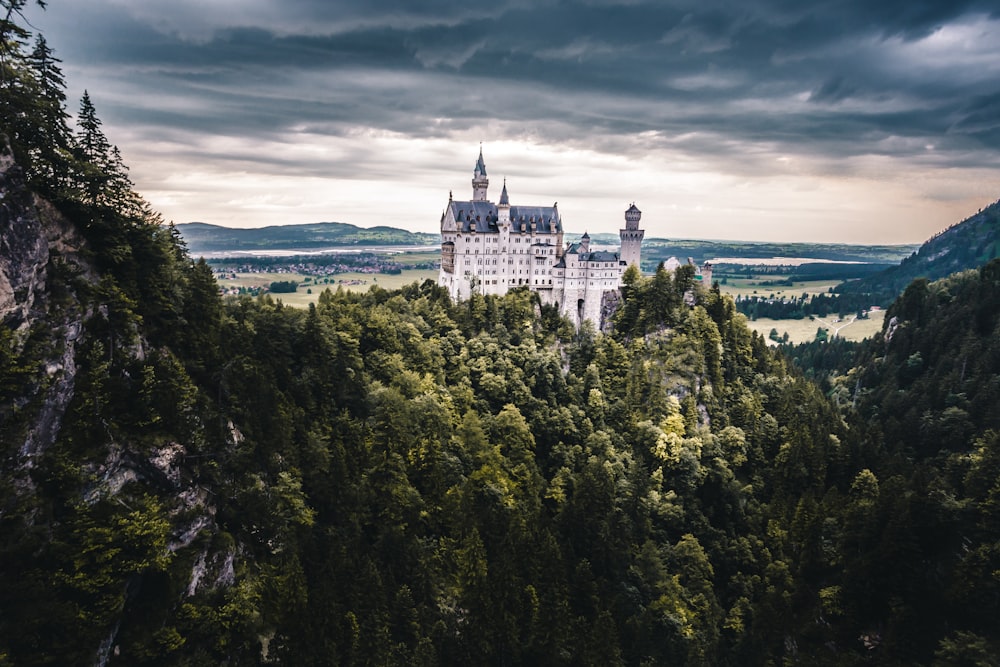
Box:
(745, 310, 885, 345)
(209, 245, 896, 343)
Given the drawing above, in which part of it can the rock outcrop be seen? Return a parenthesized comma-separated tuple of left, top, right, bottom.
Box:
(1, 143, 233, 663)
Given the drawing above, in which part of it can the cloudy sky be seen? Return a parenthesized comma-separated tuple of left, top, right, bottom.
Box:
(22, 0, 1000, 243)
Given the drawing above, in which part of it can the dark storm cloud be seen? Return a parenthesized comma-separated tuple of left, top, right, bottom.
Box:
(28, 0, 1000, 175)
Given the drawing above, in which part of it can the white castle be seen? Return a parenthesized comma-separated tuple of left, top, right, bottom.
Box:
(438, 148, 646, 327)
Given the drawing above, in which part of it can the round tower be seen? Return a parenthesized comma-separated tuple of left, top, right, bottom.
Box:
(620, 203, 645, 269)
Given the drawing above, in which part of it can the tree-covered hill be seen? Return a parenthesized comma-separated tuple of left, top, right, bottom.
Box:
(175, 221, 438, 253)
(4, 4, 1000, 664)
(779, 260, 1000, 664)
(835, 198, 1000, 305)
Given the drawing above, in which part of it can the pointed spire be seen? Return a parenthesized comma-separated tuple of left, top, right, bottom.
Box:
(472, 145, 489, 201)
(475, 144, 487, 176)
(499, 178, 510, 206)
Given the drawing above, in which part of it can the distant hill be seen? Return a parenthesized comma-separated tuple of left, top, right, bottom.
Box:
(836, 198, 1000, 302)
(175, 222, 438, 253)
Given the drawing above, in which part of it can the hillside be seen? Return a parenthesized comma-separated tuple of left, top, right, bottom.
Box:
(5, 10, 1000, 665)
(778, 260, 1000, 663)
(2, 136, 848, 662)
(836, 198, 1000, 303)
(175, 221, 438, 253)
(642, 238, 916, 265)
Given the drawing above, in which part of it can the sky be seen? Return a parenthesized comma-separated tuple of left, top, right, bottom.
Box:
(21, 0, 1000, 244)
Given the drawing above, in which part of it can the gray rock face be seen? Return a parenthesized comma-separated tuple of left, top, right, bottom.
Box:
(2, 142, 240, 665)
(0, 143, 49, 329)
(1, 141, 91, 462)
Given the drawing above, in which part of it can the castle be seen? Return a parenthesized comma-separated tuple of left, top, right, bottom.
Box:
(438, 148, 649, 327)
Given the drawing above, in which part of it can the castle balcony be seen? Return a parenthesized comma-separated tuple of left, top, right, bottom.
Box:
(441, 242, 455, 273)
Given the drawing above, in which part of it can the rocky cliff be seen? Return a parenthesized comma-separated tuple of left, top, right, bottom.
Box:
(1, 144, 239, 665)
(1, 139, 90, 460)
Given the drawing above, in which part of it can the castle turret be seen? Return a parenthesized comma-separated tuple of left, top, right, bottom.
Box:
(472, 146, 489, 201)
(700, 262, 713, 286)
(620, 202, 644, 269)
(498, 179, 511, 286)
(580, 231, 590, 253)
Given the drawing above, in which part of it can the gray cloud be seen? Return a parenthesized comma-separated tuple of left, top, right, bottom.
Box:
(21, 0, 1000, 239)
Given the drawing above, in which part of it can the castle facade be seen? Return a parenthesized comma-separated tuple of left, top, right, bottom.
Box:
(438, 148, 645, 327)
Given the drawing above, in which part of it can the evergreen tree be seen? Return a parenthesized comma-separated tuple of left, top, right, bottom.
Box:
(24, 34, 72, 190)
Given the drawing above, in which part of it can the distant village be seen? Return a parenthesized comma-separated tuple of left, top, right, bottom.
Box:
(208, 252, 437, 295)
(209, 253, 428, 277)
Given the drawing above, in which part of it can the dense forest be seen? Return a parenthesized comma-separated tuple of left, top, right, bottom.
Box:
(734, 291, 874, 321)
(3, 4, 1000, 665)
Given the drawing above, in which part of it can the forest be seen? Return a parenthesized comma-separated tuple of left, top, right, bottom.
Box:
(3, 3, 1000, 665)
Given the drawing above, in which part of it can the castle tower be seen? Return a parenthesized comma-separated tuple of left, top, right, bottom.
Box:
(472, 146, 489, 201)
(498, 180, 511, 286)
(620, 203, 644, 269)
(700, 262, 713, 286)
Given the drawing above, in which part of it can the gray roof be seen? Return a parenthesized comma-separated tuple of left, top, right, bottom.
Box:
(449, 200, 561, 234)
(585, 251, 622, 263)
(475, 149, 487, 176)
(560, 243, 622, 264)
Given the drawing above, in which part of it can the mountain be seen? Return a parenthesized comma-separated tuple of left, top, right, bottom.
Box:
(836, 198, 1000, 303)
(175, 221, 438, 253)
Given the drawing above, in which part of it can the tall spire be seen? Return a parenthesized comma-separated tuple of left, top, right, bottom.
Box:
(475, 144, 487, 177)
(499, 178, 509, 206)
(472, 145, 489, 201)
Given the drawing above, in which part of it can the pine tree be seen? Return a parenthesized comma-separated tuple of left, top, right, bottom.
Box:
(24, 34, 72, 190)
(74, 90, 115, 207)
(0, 1, 33, 148)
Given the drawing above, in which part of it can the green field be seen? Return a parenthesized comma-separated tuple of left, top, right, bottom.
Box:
(217, 269, 439, 308)
(718, 278, 839, 300)
(394, 250, 440, 264)
(746, 310, 885, 345)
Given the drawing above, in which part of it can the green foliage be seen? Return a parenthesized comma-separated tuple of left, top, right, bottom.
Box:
(5, 12, 1000, 664)
(268, 280, 298, 293)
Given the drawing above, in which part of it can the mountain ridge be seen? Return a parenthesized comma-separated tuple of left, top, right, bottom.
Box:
(836, 197, 1000, 302)
(175, 221, 438, 252)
